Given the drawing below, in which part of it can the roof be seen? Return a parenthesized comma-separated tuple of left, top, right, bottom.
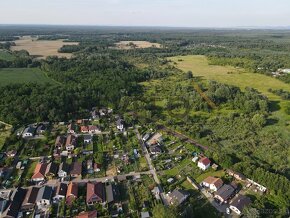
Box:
(203, 176, 223, 188)
(86, 182, 105, 203)
(106, 184, 120, 203)
(55, 136, 66, 147)
(70, 162, 82, 175)
(141, 211, 150, 218)
(116, 119, 124, 126)
(230, 195, 251, 212)
(22, 187, 39, 206)
(32, 163, 48, 179)
(45, 162, 58, 176)
(83, 134, 93, 140)
(77, 210, 97, 218)
(55, 183, 68, 197)
(4, 187, 26, 217)
(23, 126, 35, 135)
(198, 157, 211, 166)
(36, 186, 53, 202)
(169, 189, 189, 205)
(0, 199, 8, 213)
(81, 126, 89, 132)
(66, 182, 78, 198)
(59, 162, 70, 173)
(215, 184, 236, 201)
(147, 133, 162, 145)
(66, 134, 77, 147)
(88, 125, 98, 131)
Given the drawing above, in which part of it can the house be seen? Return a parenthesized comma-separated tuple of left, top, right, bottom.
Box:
(2, 187, 26, 218)
(31, 163, 48, 182)
(94, 163, 101, 172)
(202, 176, 223, 192)
(53, 183, 68, 203)
(147, 133, 163, 146)
(66, 134, 77, 152)
(151, 186, 161, 200)
(36, 124, 46, 134)
(88, 125, 101, 134)
(141, 211, 150, 218)
(6, 150, 17, 158)
(84, 134, 93, 144)
(58, 162, 70, 178)
(106, 184, 120, 204)
(91, 109, 99, 120)
(22, 126, 35, 138)
(86, 182, 106, 205)
(197, 157, 211, 171)
(81, 126, 89, 133)
(87, 160, 93, 174)
(16, 161, 22, 169)
(36, 186, 53, 208)
(226, 169, 246, 181)
(0, 198, 9, 217)
(149, 145, 162, 155)
(66, 182, 78, 206)
(45, 162, 58, 178)
(67, 123, 76, 134)
(116, 118, 124, 131)
(55, 136, 66, 150)
(214, 184, 236, 204)
(229, 195, 251, 215)
(21, 187, 39, 212)
(77, 210, 98, 218)
(167, 189, 189, 206)
(70, 162, 82, 177)
(142, 133, 151, 142)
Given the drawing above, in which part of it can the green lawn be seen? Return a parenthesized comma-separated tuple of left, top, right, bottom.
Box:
(0, 128, 11, 151)
(0, 68, 57, 87)
(0, 49, 15, 61)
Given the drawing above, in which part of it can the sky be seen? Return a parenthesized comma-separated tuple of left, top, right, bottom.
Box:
(0, 0, 290, 27)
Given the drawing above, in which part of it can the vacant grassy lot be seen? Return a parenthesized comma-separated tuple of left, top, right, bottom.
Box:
(0, 49, 15, 61)
(0, 68, 57, 86)
(115, 41, 161, 49)
(0, 128, 11, 150)
(11, 36, 78, 59)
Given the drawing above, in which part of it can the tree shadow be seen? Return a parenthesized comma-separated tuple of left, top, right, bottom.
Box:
(268, 100, 281, 112)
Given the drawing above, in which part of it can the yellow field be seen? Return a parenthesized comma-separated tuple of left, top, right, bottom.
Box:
(115, 41, 161, 49)
(11, 36, 79, 59)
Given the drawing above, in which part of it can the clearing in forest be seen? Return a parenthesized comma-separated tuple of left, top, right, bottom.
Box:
(115, 41, 161, 49)
(11, 36, 79, 59)
(0, 68, 57, 86)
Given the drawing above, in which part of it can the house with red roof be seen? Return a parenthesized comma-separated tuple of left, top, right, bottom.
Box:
(31, 163, 48, 182)
(202, 176, 223, 192)
(77, 210, 97, 218)
(197, 157, 211, 171)
(86, 182, 106, 205)
(66, 182, 78, 206)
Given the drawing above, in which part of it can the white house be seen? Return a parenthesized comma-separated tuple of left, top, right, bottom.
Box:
(202, 176, 223, 192)
(36, 186, 53, 208)
(229, 195, 251, 215)
(197, 157, 211, 171)
(53, 183, 67, 203)
(58, 162, 70, 178)
(116, 119, 124, 131)
(65, 135, 77, 152)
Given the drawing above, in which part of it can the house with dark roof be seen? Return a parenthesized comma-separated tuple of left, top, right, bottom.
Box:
(202, 176, 223, 192)
(21, 187, 39, 212)
(67, 123, 76, 134)
(106, 184, 120, 204)
(214, 184, 236, 204)
(66, 182, 78, 206)
(45, 162, 58, 179)
(2, 187, 26, 218)
(197, 157, 211, 171)
(77, 210, 98, 218)
(32, 163, 48, 182)
(116, 118, 124, 131)
(36, 124, 46, 135)
(22, 126, 35, 138)
(70, 162, 82, 177)
(66, 134, 77, 152)
(167, 189, 189, 206)
(58, 162, 70, 178)
(36, 186, 53, 208)
(229, 195, 251, 215)
(86, 182, 106, 205)
(53, 183, 68, 203)
(55, 136, 66, 150)
(0, 198, 9, 217)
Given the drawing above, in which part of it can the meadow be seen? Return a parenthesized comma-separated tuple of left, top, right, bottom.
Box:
(11, 36, 79, 59)
(0, 49, 15, 61)
(0, 68, 57, 86)
(115, 41, 161, 49)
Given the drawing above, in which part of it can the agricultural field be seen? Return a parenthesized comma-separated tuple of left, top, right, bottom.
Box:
(0, 68, 57, 86)
(115, 41, 161, 49)
(11, 36, 79, 59)
(0, 49, 15, 61)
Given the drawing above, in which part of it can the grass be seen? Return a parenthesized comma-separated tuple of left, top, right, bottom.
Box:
(169, 55, 290, 131)
(0, 49, 15, 61)
(0, 68, 57, 87)
(0, 128, 11, 151)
